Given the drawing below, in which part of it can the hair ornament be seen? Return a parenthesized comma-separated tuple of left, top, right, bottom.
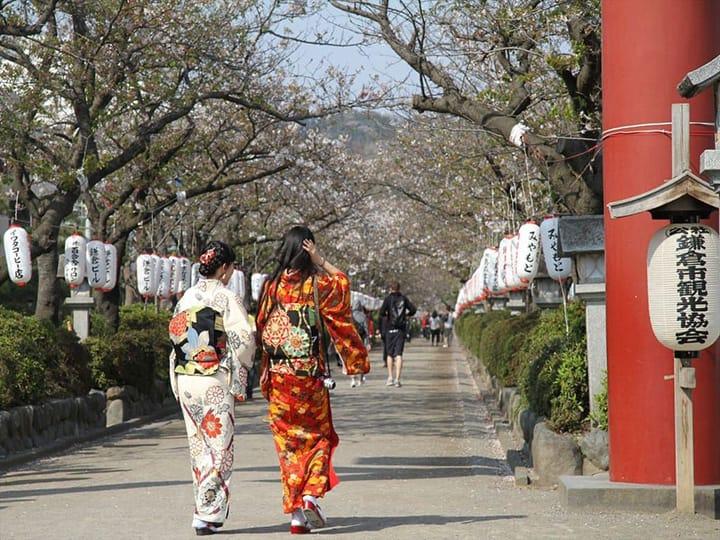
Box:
(199, 248, 217, 265)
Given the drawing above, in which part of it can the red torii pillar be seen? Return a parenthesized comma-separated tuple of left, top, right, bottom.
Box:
(603, 0, 720, 484)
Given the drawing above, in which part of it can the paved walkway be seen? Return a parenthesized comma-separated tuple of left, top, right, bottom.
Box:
(1, 342, 718, 539)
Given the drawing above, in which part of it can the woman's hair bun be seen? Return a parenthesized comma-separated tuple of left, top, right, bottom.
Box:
(198, 240, 234, 277)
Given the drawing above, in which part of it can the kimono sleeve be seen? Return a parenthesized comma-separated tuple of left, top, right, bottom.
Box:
(318, 272, 370, 376)
(223, 292, 256, 398)
(168, 301, 182, 400)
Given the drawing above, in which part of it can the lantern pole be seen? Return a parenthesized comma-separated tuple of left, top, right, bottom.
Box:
(670, 103, 695, 514)
(669, 350, 696, 513)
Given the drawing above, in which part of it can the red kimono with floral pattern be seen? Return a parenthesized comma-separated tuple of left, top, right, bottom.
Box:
(257, 270, 369, 513)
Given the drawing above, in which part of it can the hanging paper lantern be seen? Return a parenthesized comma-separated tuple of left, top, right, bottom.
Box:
(102, 243, 118, 292)
(86, 240, 107, 289)
(505, 234, 525, 290)
(64, 233, 86, 288)
(177, 257, 191, 294)
(517, 221, 541, 283)
(151, 254, 162, 295)
(251, 272, 268, 302)
(136, 254, 155, 297)
(647, 224, 720, 351)
(482, 248, 498, 295)
(540, 216, 573, 281)
(167, 255, 180, 296)
(3, 225, 32, 286)
(496, 237, 512, 292)
(191, 262, 200, 287)
(157, 257, 173, 299)
(233, 269, 246, 300)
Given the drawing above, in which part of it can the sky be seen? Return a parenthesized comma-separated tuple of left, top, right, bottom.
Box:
(282, 4, 416, 98)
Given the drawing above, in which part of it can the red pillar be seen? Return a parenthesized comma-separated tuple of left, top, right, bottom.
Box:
(603, 1, 720, 484)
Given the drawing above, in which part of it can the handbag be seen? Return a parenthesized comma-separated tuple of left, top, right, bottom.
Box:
(312, 276, 334, 388)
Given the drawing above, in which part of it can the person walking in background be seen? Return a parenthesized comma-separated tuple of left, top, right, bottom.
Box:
(256, 226, 369, 534)
(168, 241, 256, 536)
(350, 294, 369, 387)
(444, 310, 455, 348)
(421, 312, 430, 340)
(429, 310, 442, 346)
(379, 282, 416, 387)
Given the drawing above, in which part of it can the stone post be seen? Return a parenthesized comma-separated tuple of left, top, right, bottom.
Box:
(64, 281, 95, 341)
(558, 216, 606, 416)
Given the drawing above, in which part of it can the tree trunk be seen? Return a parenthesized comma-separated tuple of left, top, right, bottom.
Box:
(93, 238, 127, 331)
(34, 245, 61, 322)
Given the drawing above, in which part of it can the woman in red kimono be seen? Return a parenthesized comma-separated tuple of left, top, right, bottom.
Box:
(256, 226, 369, 534)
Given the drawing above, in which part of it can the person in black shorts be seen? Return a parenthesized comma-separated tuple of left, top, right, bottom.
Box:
(379, 282, 416, 388)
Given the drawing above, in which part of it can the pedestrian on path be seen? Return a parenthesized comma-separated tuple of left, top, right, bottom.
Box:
(168, 240, 256, 536)
(379, 282, 416, 387)
(443, 311, 455, 347)
(429, 310, 442, 346)
(256, 226, 370, 535)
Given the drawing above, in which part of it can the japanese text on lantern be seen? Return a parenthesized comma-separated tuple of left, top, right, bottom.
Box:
(547, 227, 563, 272)
(10, 231, 22, 280)
(68, 245, 81, 281)
(89, 246, 101, 281)
(524, 229, 539, 273)
(673, 225, 710, 345)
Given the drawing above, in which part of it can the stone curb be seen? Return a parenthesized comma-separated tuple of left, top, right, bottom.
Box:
(0, 403, 179, 472)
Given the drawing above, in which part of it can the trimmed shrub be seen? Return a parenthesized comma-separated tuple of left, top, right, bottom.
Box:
(549, 339, 589, 432)
(86, 304, 172, 393)
(458, 300, 590, 433)
(518, 300, 586, 420)
(478, 310, 540, 386)
(0, 307, 91, 409)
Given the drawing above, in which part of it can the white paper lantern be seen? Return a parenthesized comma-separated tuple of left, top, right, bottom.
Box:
(102, 244, 118, 291)
(191, 262, 200, 287)
(168, 255, 180, 296)
(251, 272, 268, 302)
(157, 257, 173, 298)
(151, 254, 161, 295)
(496, 237, 512, 292)
(506, 234, 525, 290)
(517, 221, 541, 283)
(86, 240, 107, 289)
(3, 225, 32, 286)
(482, 248, 498, 295)
(647, 224, 720, 351)
(233, 269, 246, 301)
(177, 257, 191, 294)
(136, 254, 155, 297)
(64, 233, 86, 288)
(540, 216, 573, 281)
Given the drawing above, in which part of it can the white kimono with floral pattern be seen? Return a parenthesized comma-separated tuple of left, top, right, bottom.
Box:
(169, 278, 255, 524)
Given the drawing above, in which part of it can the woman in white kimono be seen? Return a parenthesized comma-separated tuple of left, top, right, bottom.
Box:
(168, 241, 255, 536)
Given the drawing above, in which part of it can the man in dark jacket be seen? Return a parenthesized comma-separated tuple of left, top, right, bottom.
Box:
(379, 282, 416, 388)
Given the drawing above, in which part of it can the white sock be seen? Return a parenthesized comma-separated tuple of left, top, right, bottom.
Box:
(291, 509, 306, 526)
(302, 495, 318, 505)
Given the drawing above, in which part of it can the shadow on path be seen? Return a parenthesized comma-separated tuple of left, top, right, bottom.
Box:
(222, 514, 526, 535)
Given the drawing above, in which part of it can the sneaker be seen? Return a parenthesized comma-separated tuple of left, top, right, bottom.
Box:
(360, 374, 366, 385)
(350, 378, 358, 388)
(386, 378, 394, 386)
(394, 379, 402, 388)
(192, 518, 219, 536)
(290, 509, 310, 534)
(302, 496, 327, 529)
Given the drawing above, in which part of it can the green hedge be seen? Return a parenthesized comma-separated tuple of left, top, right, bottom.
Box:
(457, 301, 590, 432)
(0, 307, 92, 409)
(86, 304, 171, 393)
(0, 304, 172, 409)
